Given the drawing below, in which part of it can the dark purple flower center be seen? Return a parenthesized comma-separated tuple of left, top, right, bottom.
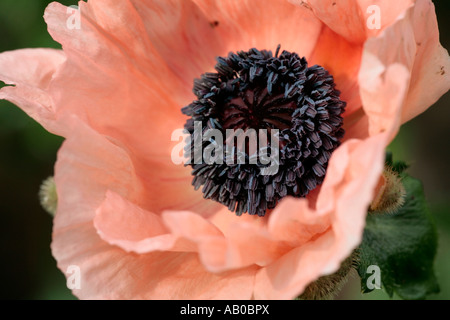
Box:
(182, 46, 346, 217)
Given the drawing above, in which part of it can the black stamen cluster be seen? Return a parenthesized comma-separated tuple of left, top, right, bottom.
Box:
(182, 46, 346, 216)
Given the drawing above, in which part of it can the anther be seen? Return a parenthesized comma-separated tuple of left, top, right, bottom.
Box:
(182, 46, 346, 216)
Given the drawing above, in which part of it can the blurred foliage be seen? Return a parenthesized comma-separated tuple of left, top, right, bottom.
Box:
(357, 174, 439, 300)
(0, 0, 78, 300)
(0, 0, 449, 300)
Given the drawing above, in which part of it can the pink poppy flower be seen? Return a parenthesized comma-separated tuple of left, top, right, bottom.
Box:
(0, 0, 449, 299)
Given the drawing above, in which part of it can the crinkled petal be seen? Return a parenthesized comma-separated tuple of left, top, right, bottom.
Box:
(193, 0, 322, 57)
(254, 133, 387, 299)
(359, 0, 449, 137)
(359, 61, 411, 137)
(94, 193, 285, 273)
(52, 117, 257, 299)
(11, 0, 446, 301)
(0, 49, 66, 134)
(125, 0, 227, 86)
(53, 116, 142, 228)
(197, 210, 292, 272)
(309, 26, 364, 117)
(44, 1, 223, 214)
(94, 191, 181, 253)
(55, 221, 257, 299)
(44, 2, 186, 147)
(304, 0, 414, 43)
(401, 0, 450, 122)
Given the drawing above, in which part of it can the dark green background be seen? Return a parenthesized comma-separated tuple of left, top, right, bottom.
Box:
(0, 0, 448, 300)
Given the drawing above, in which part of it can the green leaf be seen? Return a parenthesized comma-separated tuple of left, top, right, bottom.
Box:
(357, 174, 439, 300)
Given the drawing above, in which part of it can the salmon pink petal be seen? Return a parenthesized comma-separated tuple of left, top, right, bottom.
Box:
(44, 2, 223, 214)
(44, 2, 186, 147)
(309, 26, 364, 117)
(359, 0, 449, 137)
(71, 0, 226, 90)
(198, 221, 291, 272)
(163, 208, 290, 272)
(305, 0, 413, 43)
(0, 49, 66, 134)
(53, 117, 215, 251)
(93, 188, 290, 272)
(342, 108, 370, 141)
(255, 133, 387, 299)
(94, 191, 180, 253)
(193, 0, 322, 58)
(402, 0, 450, 122)
(178, 134, 385, 276)
(332, 134, 388, 248)
(267, 198, 330, 247)
(359, 61, 410, 137)
(53, 117, 142, 228)
(55, 223, 257, 299)
(94, 193, 225, 255)
(3, 0, 446, 300)
(307, 26, 370, 142)
(46, 1, 193, 105)
(106, 204, 290, 274)
(162, 210, 223, 239)
(53, 118, 257, 299)
(255, 229, 335, 300)
(266, 138, 355, 247)
(358, 6, 416, 137)
(127, 0, 227, 87)
(268, 133, 353, 238)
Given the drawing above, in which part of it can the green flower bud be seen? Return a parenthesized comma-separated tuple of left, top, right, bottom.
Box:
(370, 166, 406, 214)
(39, 176, 57, 216)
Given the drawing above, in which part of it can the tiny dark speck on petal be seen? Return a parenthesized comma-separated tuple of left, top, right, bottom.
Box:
(332, 2, 336, 5)
(210, 21, 220, 28)
(439, 66, 445, 75)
